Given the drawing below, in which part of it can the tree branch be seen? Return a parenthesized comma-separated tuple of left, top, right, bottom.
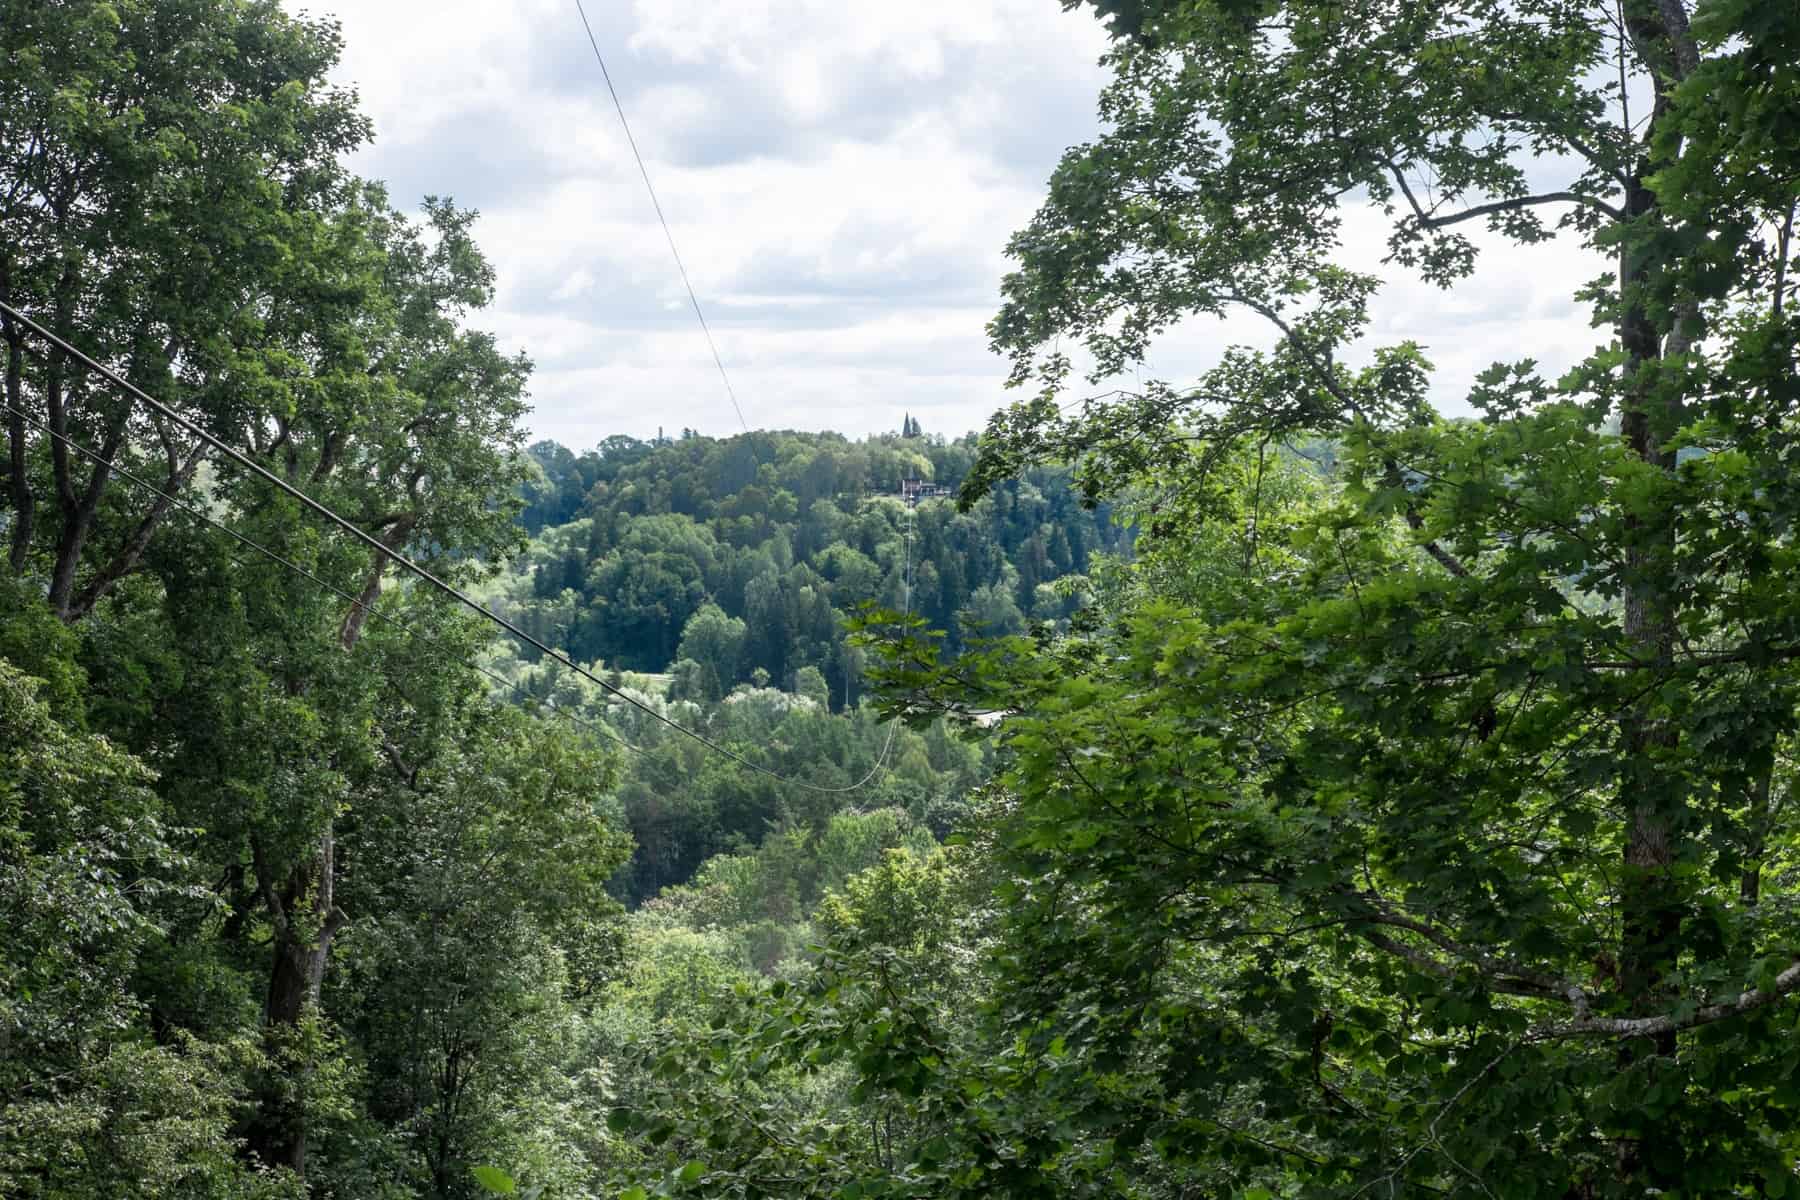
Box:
(1352, 907, 1581, 1004)
(1383, 460, 1474, 578)
(1388, 162, 1622, 229)
(1774, 202, 1794, 320)
(1404, 509, 1473, 577)
(1655, 0, 1700, 79)
(67, 438, 206, 619)
(1532, 960, 1800, 1041)
(1229, 293, 1365, 420)
(380, 737, 422, 788)
(1227, 291, 1474, 578)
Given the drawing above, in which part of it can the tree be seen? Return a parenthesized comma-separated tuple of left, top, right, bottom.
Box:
(794, 664, 830, 710)
(0, 0, 367, 615)
(675, 603, 747, 703)
(305, 190, 533, 650)
(194, 189, 532, 1174)
(1, 5, 546, 1180)
(0, 657, 292, 1199)
(891, 0, 1800, 1194)
(332, 691, 630, 1199)
(956, 581, 1025, 639)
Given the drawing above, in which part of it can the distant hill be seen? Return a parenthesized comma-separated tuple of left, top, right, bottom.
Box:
(487, 427, 1131, 706)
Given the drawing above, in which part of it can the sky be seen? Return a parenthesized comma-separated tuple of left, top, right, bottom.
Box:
(287, 0, 1611, 448)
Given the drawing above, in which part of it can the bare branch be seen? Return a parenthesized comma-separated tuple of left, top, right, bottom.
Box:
(1388, 162, 1623, 229)
(1384, 461, 1474, 578)
(1228, 293, 1363, 418)
(1532, 959, 1800, 1041)
(1227, 291, 1475, 578)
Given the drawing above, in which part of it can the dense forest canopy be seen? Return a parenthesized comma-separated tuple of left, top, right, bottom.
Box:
(0, 4, 1116, 1191)
(480, 427, 1123, 907)
(492, 429, 1126, 686)
(4, 0, 1799, 1199)
(607, 0, 1800, 1198)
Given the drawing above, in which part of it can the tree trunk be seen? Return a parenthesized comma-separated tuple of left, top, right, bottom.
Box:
(1741, 767, 1772, 906)
(39, 298, 147, 619)
(40, 284, 82, 612)
(64, 437, 205, 619)
(43, 352, 87, 618)
(45, 406, 127, 621)
(248, 824, 348, 1176)
(337, 517, 413, 650)
(245, 519, 384, 1175)
(3, 321, 30, 571)
(1611, 92, 1686, 1186)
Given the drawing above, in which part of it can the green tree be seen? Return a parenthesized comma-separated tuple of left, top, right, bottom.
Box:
(332, 690, 630, 1199)
(907, 0, 1800, 1194)
(675, 603, 747, 703)
(495, 429, 1125, 679)
(0, 658, 290, 1198)
(956, 580, 1025, 639)
(602, 843, 992, 1200)
(2, 5, 544, 1181)
(794, 664, 830, 710)
(0, 0, 367, 614)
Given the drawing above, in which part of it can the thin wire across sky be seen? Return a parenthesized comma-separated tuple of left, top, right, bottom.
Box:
(0, 299, 913, 795)
(571, 0, 750, 434)
(0, 4, 944, 792)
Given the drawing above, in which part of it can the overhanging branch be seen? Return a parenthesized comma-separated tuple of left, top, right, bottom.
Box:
(1387, 161, 1623, 229)
(1531, 960, 1800, 1041)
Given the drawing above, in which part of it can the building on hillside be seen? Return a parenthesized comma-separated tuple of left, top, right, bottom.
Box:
(899, 478, 952, 507)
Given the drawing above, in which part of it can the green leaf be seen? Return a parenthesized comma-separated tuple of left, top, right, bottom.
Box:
(470, 1165, 517, 1195)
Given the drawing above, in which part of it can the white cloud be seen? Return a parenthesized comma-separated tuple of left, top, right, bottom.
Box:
(288, 1, 1615, 446)
(290, 0, 1116, 443)
(548, 267, 598, 303)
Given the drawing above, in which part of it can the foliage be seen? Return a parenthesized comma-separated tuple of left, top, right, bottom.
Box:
(20, 0, 1794, 1196)
(914, 0, 1798, 1194)
(496, 430, 1128, 687)
(0, 3, 623, 1195)
(592, 685, 986, 905)
(0, 659, 293, 1199)
(611, 0, 1800, 1196)
(0, 11, 1019, 1188)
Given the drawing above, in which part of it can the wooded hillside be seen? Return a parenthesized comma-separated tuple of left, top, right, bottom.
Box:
(6, 0, 1800, 1198)
(491, 429, 1127, 691)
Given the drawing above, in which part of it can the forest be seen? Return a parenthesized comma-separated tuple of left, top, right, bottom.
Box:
(485, 428, 1123, 903)
(500, 429, 1125, 687)
(4, 0, 1799, 1198)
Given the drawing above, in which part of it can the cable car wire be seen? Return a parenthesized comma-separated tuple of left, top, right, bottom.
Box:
(560, 5, 918, 787)
(1, 397, 638, 752)
(570, 0, 748, 433)
(0, 299, 907, 793)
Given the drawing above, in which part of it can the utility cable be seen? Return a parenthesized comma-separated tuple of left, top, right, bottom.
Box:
(0, 299, 898, 793)
(560, 7, 920, 786)
(1, 398, 638, 752)
(570, 0, 749, 433)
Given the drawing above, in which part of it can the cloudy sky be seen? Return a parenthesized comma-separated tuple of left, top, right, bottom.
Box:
(288, 0, 1609, 448)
